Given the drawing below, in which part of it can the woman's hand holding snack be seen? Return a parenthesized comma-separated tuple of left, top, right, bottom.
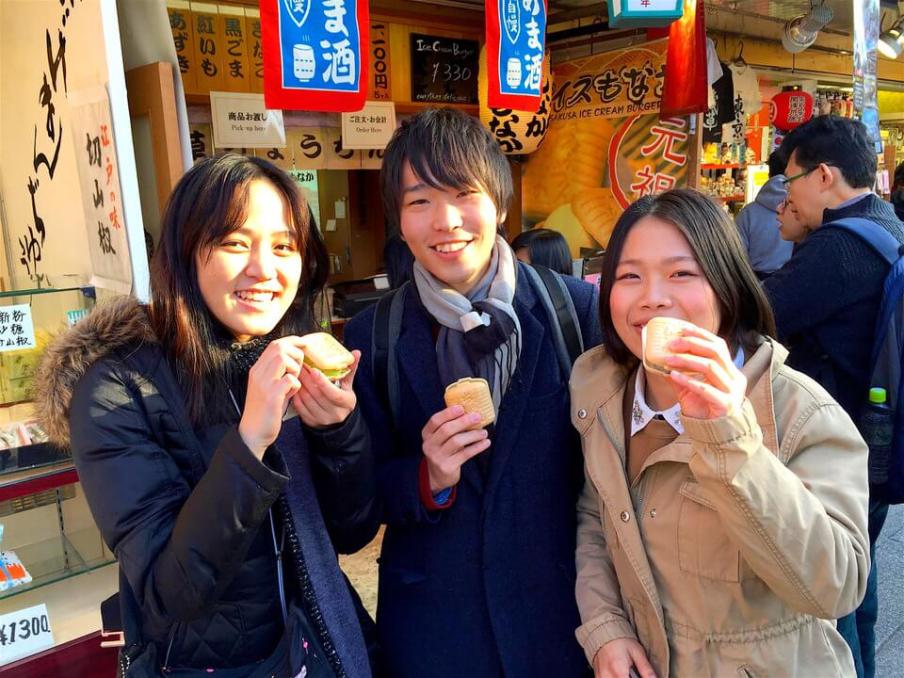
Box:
(664, 325, 747, 420)
(239, 337, 306, 459)
(293, 350, 361, 428)
(593, 639, 657, 678)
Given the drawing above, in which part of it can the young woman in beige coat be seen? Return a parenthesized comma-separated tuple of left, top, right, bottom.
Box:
(571, 189, 870, 678)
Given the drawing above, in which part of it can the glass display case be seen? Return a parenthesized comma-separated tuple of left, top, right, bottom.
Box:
(0, 283, 119, 672)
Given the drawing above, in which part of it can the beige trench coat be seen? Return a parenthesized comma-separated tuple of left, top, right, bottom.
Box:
(571, 337, 869, 677)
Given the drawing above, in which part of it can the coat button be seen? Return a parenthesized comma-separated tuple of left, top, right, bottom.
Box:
(649, 508, 657, 518)
(620, 511, 631, 522)
(577, 408, 587, 419)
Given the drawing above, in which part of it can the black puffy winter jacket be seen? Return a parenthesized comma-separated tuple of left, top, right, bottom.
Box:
(34, 298, 379, 675)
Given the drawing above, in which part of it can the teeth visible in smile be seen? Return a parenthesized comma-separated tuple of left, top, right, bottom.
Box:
(434, 241, 468, 254)
(235, 290, 274, 302)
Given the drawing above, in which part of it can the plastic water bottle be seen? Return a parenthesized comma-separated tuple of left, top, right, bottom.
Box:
(862, 387, 894, 485)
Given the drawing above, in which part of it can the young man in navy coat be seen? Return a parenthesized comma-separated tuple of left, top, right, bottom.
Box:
(344, 108, 601, 677)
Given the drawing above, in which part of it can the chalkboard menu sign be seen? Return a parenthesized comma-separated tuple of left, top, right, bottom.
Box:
(410, 34, 479, 105)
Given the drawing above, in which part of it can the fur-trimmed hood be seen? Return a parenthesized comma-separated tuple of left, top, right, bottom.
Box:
(34, 297, 156, 449)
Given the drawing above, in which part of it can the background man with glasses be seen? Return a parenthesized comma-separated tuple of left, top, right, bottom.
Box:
(764, 115, 904, 678)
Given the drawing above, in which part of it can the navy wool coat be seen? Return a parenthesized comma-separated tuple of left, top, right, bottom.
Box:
(344, 263, 601, 678)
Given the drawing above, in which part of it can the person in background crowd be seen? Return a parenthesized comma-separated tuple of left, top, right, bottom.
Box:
(33, 155, 378, 677)
(776, 199, 811, 245)
(383, 232, 415, 289)
(891, 161, 904, 222)
(511, 227, 575, 276)
(572, 188, 868, 678)
(734, 150, 793, 279)
(764, 115, 904, 678)
(343, 108, 601, 678)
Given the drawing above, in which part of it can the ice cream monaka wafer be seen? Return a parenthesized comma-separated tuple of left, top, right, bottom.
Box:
(443, 378, 496, 429)
(642, 317, 697, 375)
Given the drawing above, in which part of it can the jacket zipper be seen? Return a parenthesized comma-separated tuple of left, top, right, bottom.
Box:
(161, 621, 182, 673)
(277, 493, 347, 678)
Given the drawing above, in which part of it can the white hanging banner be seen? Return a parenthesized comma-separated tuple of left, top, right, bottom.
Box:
(68, 86, 134, 294)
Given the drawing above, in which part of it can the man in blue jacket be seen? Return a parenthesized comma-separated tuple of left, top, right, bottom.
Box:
(764, 115, 904, 678)
(735, 150, 793, 279)
(344, 108, 601, 678)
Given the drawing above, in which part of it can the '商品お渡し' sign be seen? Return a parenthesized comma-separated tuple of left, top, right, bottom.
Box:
(485, 0, 547, 110)
(261, 0, 369, 112)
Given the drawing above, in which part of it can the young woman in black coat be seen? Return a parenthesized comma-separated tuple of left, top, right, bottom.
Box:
(35, 154, 378, 677)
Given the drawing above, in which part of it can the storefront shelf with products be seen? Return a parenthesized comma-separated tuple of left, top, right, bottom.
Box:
(0, 527, 114, 601)
(700, 163, 743, 170)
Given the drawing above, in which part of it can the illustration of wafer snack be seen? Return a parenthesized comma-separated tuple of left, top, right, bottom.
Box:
(444, 378, 496, 429)
(571, 187, 623, 248)
(522, 117, 613, 217)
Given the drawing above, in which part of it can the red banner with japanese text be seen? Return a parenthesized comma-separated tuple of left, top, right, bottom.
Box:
(522, 40, 689, 255)
(486, 0, 547, 110)
(261, 0, 369, 112)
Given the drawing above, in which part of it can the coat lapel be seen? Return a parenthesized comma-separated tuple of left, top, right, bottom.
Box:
(484, 268, 545, 501)
(396, 289, 446, 423)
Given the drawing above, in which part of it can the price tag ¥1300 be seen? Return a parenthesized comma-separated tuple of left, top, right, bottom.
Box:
(0, 604, 54, 666)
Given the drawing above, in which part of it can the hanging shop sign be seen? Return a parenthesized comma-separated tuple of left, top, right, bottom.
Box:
(211, 91, 286, 148)
(853, 0, 883, 152)
(479, 47, 553, 155)
(410, 34, 479, 105)
(191, 3, 227, 95)
(485, 0, 547, 110)
(261, 0, 369, 112)
(607, 0, 685, 29)
(167, 1, 197, 93)
(550, 40, 666, 121)
(521, 42, 686, 256)
(369, 22, 392, 100)
(341, 101, 397, 149)
(770, 91, 814, 131)
(69, 87, 134, 294)
(220, 4, 252, 93)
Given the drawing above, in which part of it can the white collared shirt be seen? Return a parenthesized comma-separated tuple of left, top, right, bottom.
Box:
(631, 346, 746, 437)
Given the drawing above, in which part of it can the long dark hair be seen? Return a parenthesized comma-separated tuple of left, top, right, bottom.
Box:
(149, 154, 329, 423)
(599, 188, 776, 366)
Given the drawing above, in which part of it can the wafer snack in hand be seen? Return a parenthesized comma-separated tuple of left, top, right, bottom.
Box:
(642, 317, 697, 375)
(444, 378, 496, 429)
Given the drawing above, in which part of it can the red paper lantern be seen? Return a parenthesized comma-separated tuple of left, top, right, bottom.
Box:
(770, 91, 814, 131)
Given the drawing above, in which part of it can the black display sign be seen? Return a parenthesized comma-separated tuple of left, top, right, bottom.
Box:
(410, 33, 479, 105)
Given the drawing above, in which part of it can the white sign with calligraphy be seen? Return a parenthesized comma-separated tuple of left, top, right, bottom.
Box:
(68, 86, 134, 295)
(211, 92, 286, 149)
(341, 101, 397, 149)
(0, 305, 36, 353)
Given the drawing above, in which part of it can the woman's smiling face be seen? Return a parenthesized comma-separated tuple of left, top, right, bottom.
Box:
(609, 215, 721, 362)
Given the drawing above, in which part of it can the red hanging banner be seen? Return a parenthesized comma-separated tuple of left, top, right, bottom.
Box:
(659, 0, 707, 118)
(260, 0, 369, 112)
(486, 0, 548, 110)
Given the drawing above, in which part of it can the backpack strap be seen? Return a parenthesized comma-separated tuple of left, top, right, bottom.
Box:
(521, 263, 584, 379)
(822, 217, 904, 266)
(371, 282, 409, 427)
